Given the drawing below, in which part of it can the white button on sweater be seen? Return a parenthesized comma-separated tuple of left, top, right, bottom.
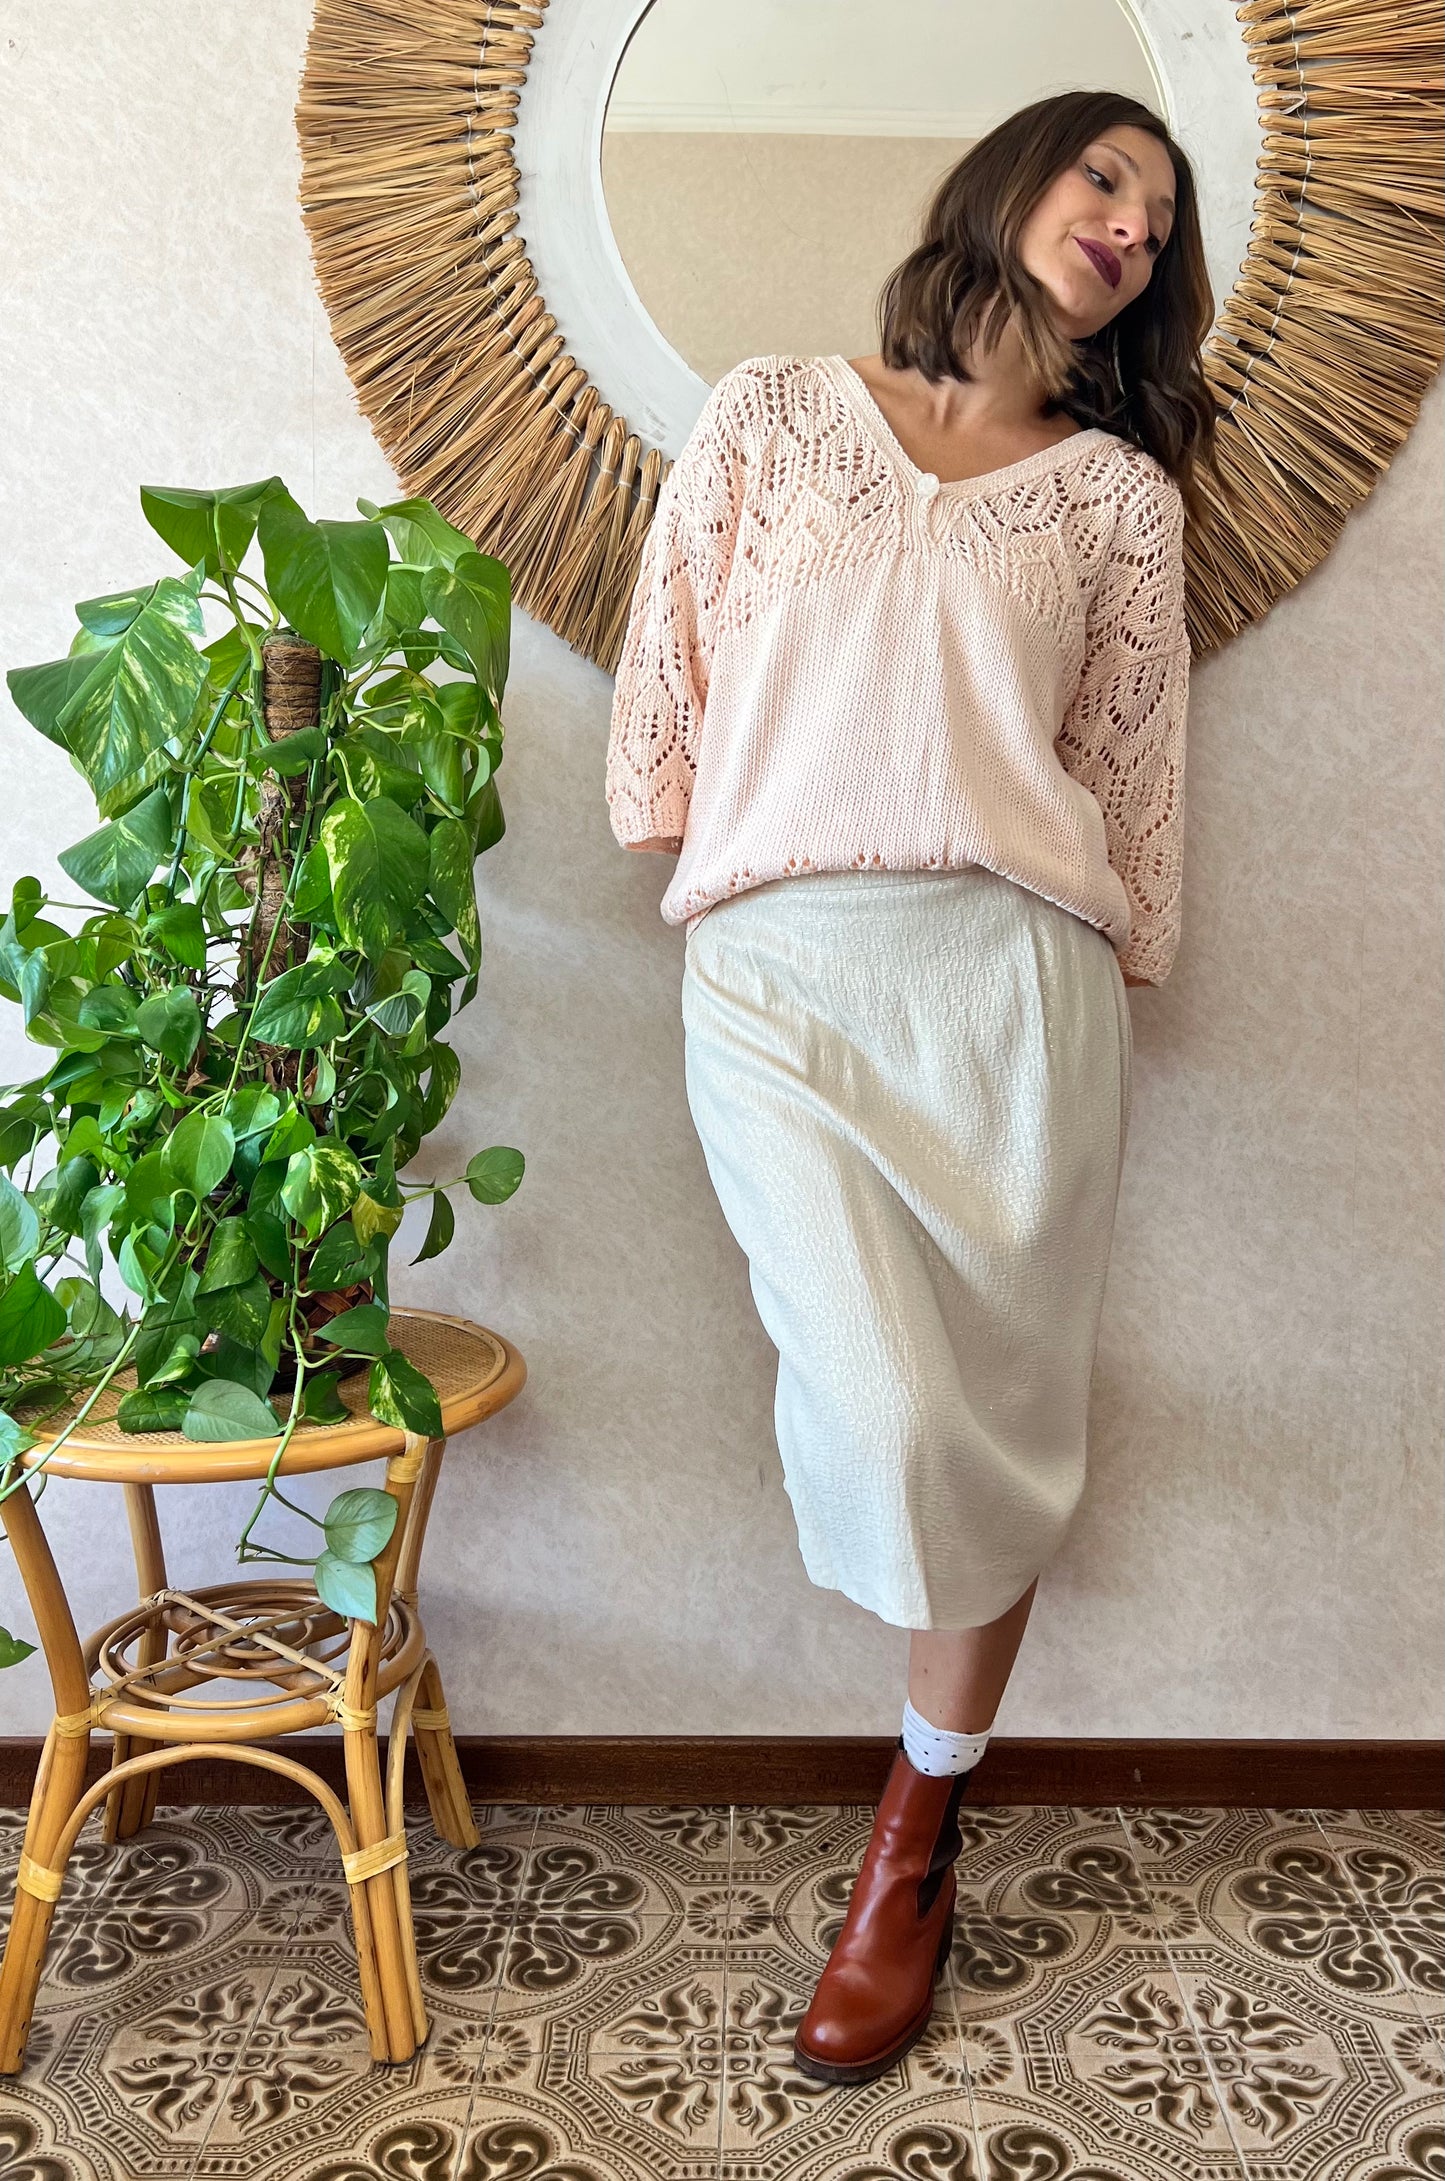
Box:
(605, 351, 1191, 986)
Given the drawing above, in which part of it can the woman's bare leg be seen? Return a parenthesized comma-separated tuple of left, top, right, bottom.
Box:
(907, 1577, 1039, 1734)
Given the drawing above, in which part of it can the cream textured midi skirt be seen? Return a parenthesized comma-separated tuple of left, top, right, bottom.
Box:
(681, 865, 1133, 1631)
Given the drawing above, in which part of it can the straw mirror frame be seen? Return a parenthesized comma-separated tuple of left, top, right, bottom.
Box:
(296, 0, 1442, 670)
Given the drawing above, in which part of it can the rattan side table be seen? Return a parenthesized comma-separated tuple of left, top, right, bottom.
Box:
(0, 1308, 525, 2073)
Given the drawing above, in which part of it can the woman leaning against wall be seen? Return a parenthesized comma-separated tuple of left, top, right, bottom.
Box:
(605, 88, 1217, 2084)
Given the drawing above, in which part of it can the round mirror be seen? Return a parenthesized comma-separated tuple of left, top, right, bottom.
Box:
(601, 0, 1170, 385)
(299, 0, 1441, 663)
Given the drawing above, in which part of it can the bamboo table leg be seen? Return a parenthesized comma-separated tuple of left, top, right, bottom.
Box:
(393, 1437, 478, 1851)
(0, 1476, 94, 2074)
(103, 1483, 169, 1842)
(338, 1434, 433, 2063)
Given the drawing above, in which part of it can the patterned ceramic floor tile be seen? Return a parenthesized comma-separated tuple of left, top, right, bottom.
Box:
(717, 1944, 975, 2179)
(1, 1806, 159, 2000)
(3, 1801, 1442, 2180)
(946, 1807, 1249, 2178)
(516, 1805, 734, 1924)
(465, 1937, 730, 2175)
(1115, 1810, 1443, 2180)
(727, 1805, 866, 1906)
(1119, 1808, 1432, 2045)
(248, 2099, 478, 2181)
(1309, 1808, 1444, 2035)
(964, 1939, 1252, 2174)
(1166, 1959, 1442, 2181)
(949, 1806, 1153, 2012)
(4, 1898, 312, 2178)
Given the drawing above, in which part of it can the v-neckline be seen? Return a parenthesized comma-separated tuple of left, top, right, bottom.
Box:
(820, 353, 1109, 501)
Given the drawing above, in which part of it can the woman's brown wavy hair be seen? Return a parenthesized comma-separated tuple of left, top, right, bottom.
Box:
(876, 90, 1221, 526)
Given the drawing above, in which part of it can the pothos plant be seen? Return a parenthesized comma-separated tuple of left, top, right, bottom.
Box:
(0, 477, 525, 1664)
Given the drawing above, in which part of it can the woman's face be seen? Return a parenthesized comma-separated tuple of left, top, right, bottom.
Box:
(1017, 125, 1177, 336)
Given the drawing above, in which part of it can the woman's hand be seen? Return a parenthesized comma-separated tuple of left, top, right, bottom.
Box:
(625, 836, 684, 854)
(1120, 970, 1149, 988)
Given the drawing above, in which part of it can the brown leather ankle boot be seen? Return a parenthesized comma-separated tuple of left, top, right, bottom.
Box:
(792, 1739, 970, 2084)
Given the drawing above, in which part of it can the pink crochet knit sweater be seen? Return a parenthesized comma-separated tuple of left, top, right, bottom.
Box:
(605, 352, 1190, 985)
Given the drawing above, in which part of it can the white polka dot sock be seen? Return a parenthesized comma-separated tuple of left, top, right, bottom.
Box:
(901, 1698, 992, 1779)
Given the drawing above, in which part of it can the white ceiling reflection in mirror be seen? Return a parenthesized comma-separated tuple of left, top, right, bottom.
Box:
(517, 0, 1259, 453)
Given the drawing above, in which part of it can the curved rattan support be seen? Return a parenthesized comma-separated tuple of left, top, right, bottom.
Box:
(0, 1739, 394, 2070)
(81, 1579, 426, 1736)
(29, 1742, 366, 1890)
(295, 0, 1443, 665)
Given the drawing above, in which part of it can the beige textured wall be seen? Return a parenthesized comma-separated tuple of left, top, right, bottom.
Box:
(1, 7, 1440, 1741)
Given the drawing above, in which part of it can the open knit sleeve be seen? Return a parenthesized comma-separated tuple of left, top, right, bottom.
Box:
(605, 374, 747, 850)
(1055, 463, 1191, 986)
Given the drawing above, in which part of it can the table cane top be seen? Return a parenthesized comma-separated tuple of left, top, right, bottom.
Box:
(13, 1310, 525, 1483)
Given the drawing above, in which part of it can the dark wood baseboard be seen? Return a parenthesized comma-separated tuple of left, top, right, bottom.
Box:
(0, 1736, 1439, 1810)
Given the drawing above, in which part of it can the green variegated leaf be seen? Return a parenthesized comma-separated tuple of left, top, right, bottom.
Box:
(427, 817, 480, 971)
(136, 986, 202, 1069)
(368, 1348, 444, 1438)
(312, 1549, 376, 1624)
(182, 1377, 280, 1443)
(315, 1302, 390, 1356)
(415, 726, 465, 812)
(357, 496, 476, 571)
(290, 839, 333, 922)
(77, 983, 140, 1034)
(351, 1192, 404, 1248)
(295, 1370, 348, 1424)
(260, 1104, 316, 1166)
(58, 787, 173, 909)
(280, 1141, 364, 1238)
(160, 1113, 234, 1200)
(419, 1043, 461, 1133)
(247, 726, 326, 777)
(304, 1220, 373, 1293)
(365, 971, 429, 1039)
(248, 962, 346, 1050)
(145, 902, 207, 970)
(0, 1410, 37, 1467)
(0, 1263, 68, 1366)
(411, 1190, 454, 1265)
(52, 580, 210, 816)
(140, 478, 283, 576)
(197, 1273, 272, 1349)
(421, 551, 510, 703)
(46, 1155, 99, 1236)
(0, 1173, 39, 1274)
(135, 1331, 200, 1389)
(322, 1486, 398, 1565)
(117, 1385, 191, 1433)
(468, 775, 505, 857)
(257, 489, 389, 663)
(193, 1332, 275, 1398)
(6, 651, 104, 749)
(118, 1230, 162, 1302)
(246, 1209, 291, 1283)
(321, 797, 429, 963)
(465, 1147, 525, 1204)
(197, 1217, 258, 1293)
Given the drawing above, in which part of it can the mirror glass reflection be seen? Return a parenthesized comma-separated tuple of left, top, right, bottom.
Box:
(601, 0, 1167, 385)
